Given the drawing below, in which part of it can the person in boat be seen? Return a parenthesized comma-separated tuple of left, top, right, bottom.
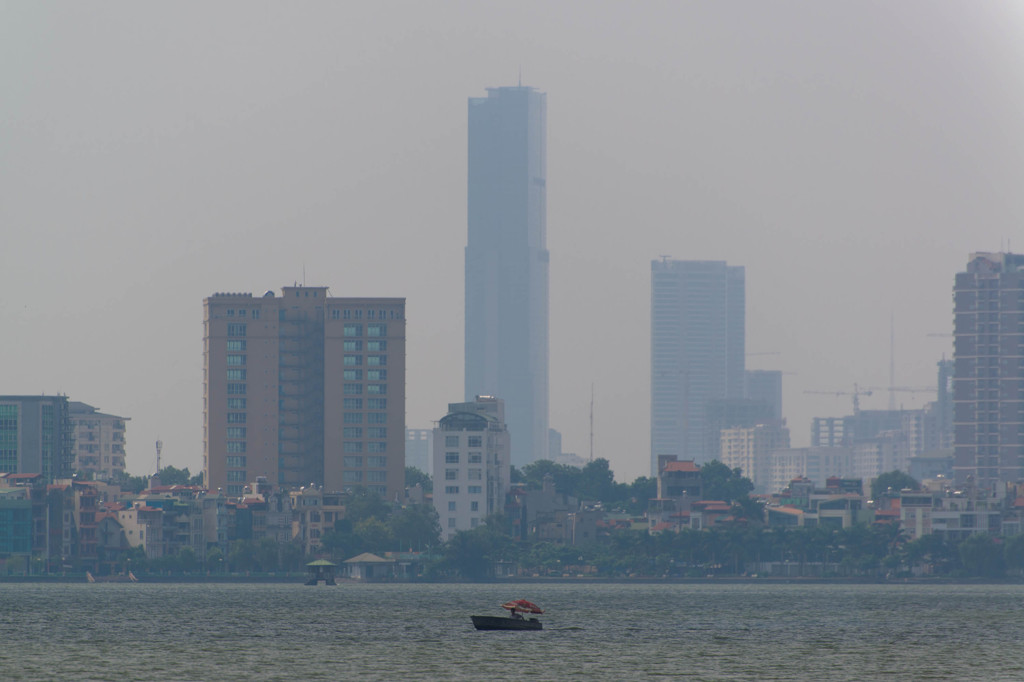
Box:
(510, 610, 524, 620)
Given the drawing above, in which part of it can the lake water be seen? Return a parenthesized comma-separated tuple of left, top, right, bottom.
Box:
(2, 581, 1024, 680)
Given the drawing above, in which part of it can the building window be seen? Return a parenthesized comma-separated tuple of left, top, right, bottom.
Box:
(343, 413, 362, 424)
(227, 442, 247, 453)
(367, 413, 386, 424)
(227, 413, 246, 423)
(343, 471, 363, 483)
(468, 436, 482, 447)
(344, 370, 363, 380)
(367, 470, 387, 483)
(344, 355, 361, 366)
(445, 453, 460, 464)
(368, 399, 387, 409)
(448, 501, 456, 512)
(368, 340, 387, 351)
(226, 456, 246, 468)
(445, 469, 458, 481)
(227, 427, 246, 439)
(448, 518, 456, 528)
(227, 323, 246, 337)
(445, 487, 459, 495)
(367, 310, 375, 320)
(343, 340, 362, 351)
(470, 501, 479, 512)
(368, 324, 386, 337)
(226, 340, 246, 351)
(343, 398, 362, 409)
(252, 309, 259, 320)
(227, 383, 246, 395)
(354, 310, 362, 320)
(343, 427, 363, 438)
(343, 384, 362, 395)
(343, 442, 363, 453)
(468, 469, 482, 480)
(227, 355, 246, 366)
(468, 452, 482, 463)
(227, 485, 243, 495)
(367, 442, 386, 453)
(368, 427, 387, 439)
(367, 369, 386, 381)
(343, 324, 362, 337)
(343, 309, 351, 320)
(367, 356, 386, 366)
(226, 470, 246, 482)
(468, 486, 482, 494)
(331, 309, 340, 320)
(368, 456, 387, 468)
(227, 369, 246, 381)
(445, 436, 459, 447)
(343, 456, 363, 468)
(227, 398, 246, 409)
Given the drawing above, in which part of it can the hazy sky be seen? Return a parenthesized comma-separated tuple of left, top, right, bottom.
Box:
(3, 2, 1024, 482)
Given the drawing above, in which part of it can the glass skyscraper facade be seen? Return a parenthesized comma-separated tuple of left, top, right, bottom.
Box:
(465, 86, 549, 467)
(651, 259, 745, 475)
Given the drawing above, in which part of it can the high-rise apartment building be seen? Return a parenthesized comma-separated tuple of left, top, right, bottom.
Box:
(953, 252, 1024, 489)
(432, 396, 511, 540)
(651, 259, 745, 474)
(465, 85, 548, 467)
(720, 421, 790, 494)
(203, 287, 405, 499)
(745, 370, 783, 421)
(69, 402, 129, 480)
(0, 395, 74, 481)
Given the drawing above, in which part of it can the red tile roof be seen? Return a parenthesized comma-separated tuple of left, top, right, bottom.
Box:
(663, 461, 700, 473)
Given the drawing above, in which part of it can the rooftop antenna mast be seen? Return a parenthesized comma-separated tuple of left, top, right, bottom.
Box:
(155, 439, 163, 474)
(589, 384, 594, 463)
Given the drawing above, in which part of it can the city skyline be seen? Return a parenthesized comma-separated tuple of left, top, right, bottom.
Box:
(3, 3, 1022, 483)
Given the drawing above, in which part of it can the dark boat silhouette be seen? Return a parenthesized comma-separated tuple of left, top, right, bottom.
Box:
(471, 599, 544, 631)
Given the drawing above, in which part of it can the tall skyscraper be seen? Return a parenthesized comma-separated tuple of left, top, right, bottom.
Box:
(651, 259, 745, 474)
(953, 252, 1024, 489)
(203, 287, 405, 499)
(465, 85, 548, 467)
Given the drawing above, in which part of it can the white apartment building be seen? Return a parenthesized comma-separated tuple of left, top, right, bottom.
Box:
(720, 422, 790, 494)
(432, 396, 510, 540)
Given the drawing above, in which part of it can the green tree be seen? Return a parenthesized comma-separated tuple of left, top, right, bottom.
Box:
(390, 504, 441, 551)
(405, 467, 432, 493)
(959, 534, 1005, 578)
(344, 486, 391, 524)
(158, 465, 192, 486)
(354, 518, 394, 555)
(700, 460, 754, 503)
(519, 460, 581, 497)
(443, 515, 517, 580)
(112, 471, 150, 495)
(870, 471, 919, 500)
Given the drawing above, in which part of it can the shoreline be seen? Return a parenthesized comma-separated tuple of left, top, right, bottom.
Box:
(2, 574, 1022, 585)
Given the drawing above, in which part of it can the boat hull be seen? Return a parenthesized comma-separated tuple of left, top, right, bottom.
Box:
(471, 615, 542, 631)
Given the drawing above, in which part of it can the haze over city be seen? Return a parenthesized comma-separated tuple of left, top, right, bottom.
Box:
(3, 2, 1024, 482)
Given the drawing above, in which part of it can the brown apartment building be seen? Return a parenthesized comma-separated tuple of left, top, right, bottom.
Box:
(203, 287, 405, 500)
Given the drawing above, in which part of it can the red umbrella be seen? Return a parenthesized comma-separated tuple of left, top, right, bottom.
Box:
(502, 599, 543, 614)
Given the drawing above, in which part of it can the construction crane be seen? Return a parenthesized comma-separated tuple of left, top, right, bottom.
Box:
(866, 386, 937, 403)
(804, 383, 873, 414)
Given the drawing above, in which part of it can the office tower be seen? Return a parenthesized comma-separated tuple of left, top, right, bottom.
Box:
(203, 287, 405, 499)
(433, 396, 511, 540)
(953, 252, 1024, 489)
(650, 259, 745, 474)
(745, 370, 783, 420)
(69, 402, 129, 481)
(0, 395, 73, 481)
(405, 429, 433, 476)
(465, 85, 548, 467)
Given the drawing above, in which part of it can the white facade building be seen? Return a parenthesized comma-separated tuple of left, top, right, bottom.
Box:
(432, 396, 511, 540)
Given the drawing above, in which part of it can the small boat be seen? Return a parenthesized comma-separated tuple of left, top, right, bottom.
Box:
(471, 599, 544, 631)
